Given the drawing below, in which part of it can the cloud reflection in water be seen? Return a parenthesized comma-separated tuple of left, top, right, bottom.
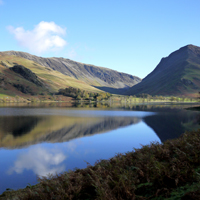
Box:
(7, 146, 66, 176)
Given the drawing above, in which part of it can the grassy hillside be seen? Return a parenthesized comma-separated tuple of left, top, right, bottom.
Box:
(0, 53, 101, 99)
(4, 51, 141, 93)
(125, 45, 200, 97)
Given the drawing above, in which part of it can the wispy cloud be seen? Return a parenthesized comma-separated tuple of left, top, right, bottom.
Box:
(7, 21, 67, 54)
(66, 45, 85, 61)
(67, 48, 78, 60)
(0, 0, 4, 5)
(7, 146, 66, 177)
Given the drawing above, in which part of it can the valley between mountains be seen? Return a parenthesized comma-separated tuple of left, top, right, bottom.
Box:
(1, 44, 200, 100)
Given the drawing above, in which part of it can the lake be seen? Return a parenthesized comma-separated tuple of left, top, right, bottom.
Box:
(0, 102, 200, 194)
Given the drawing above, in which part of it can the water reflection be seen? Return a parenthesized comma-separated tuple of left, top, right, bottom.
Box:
(7, 146, 66, 176)
(0, 115, 142, 148)
(1, 106, 200, 148)
(1, 104, 200, 194)
(0, 116, 42, 137)
(141, 106, 200, 142)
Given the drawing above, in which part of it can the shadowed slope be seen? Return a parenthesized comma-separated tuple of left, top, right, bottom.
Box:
(125, 44, 200, 96)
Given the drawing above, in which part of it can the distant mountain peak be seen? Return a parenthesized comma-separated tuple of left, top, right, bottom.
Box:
(177, 44, 200, 56)
(183, 44, 197, 48)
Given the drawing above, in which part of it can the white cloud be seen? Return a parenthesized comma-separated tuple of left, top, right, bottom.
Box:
(7, 21, 67, 54)
(7, 146, 66, 177)
(0, 0, 3, 5)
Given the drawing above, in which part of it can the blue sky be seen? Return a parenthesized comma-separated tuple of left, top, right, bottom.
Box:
(0, 0, 200, 78)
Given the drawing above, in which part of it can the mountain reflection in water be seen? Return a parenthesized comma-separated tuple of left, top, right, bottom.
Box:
(1, 105, 200, 148)
(141, 105, 200, 142)
(0, 115, 141, 148)
(1, 104, 200, 194)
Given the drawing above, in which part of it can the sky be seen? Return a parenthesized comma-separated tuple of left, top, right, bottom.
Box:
(0, 0, 200, 79)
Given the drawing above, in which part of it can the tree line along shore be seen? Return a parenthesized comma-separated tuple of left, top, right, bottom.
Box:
(0, 87, 200, 103)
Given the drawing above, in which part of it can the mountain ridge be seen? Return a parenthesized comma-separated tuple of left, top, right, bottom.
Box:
(3, 51, 141, 92)
(125, 44, 200, 96)
(0, 53, 103, 99)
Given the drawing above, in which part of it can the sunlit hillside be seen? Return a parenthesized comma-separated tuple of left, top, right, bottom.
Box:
(0, 53, 102, 98)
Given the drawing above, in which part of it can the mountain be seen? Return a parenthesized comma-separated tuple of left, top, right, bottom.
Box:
(125, 44, 200, 96)
(0, 53, 102, 99)
(3, 51, 141, 94)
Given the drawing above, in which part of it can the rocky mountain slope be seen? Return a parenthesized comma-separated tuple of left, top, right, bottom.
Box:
(4, 51, 141, 93)
(0, 53, 101, 98)
(125, 44, 200, 96)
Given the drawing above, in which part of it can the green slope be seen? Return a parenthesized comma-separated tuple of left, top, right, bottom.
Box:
(0, 53, 102, 98)
(4, 51, 141, 91)
(125, 44, 200, 97)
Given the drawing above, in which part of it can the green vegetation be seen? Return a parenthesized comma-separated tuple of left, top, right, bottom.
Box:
(0, 91, 199, 103)
(1, 129, 200, 199)
(104, 93, 200, 105)
(58, 87, 112, 101)
(0, 94, 73, 103)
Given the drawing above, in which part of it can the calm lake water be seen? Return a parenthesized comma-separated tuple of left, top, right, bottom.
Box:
(0, 103, 200, 194)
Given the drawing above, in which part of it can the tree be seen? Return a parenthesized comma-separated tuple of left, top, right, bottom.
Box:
(84, 93, 89, 100)
(76, 95, 82, 100)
